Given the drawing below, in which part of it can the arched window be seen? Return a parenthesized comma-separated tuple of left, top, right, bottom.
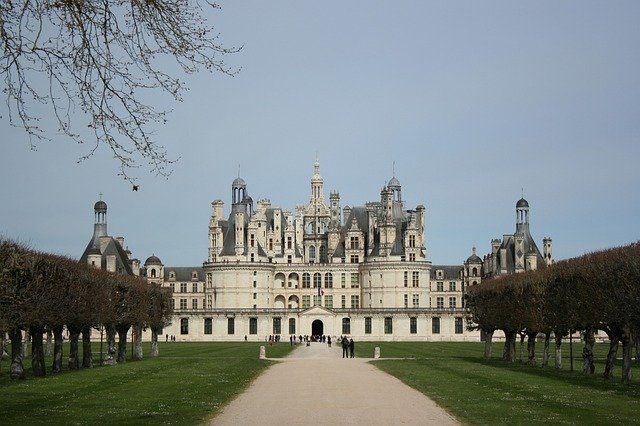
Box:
(151, 268, 156, 278)
(325, 273, 333, 288)
(302, 273, 311, 288)
(319, 245, 327, 263)
(309, 245, 316, 260)
(313, 273, 322, 288)
(472, 267, 478, 277)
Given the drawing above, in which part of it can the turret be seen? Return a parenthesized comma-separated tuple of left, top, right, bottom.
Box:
(543, 237, 553, 266)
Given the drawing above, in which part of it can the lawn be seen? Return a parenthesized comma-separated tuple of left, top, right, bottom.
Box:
(355, 341, 640, 425)
(0, 341, 294, 425)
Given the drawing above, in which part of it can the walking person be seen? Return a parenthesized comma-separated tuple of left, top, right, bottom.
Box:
(349, 338, 355, 358)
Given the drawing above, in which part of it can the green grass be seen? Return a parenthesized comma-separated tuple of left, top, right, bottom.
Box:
(355, 342, 640, 425)
(0, 342, 294, 425)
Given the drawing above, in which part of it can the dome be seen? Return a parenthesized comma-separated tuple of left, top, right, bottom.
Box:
(87, 247, 101, 256)
(94, 200, 107, 212)
(144, 255, 163, 266)
(516, 198, 529, 208)
(232, 177, 246, 187)
(388, 176, 401, 188)
(467, 253, 482, 263)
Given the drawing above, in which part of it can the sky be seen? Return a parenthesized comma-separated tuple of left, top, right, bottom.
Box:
(1, 1, 639, 267)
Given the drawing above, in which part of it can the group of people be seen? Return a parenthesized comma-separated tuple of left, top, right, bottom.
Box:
(340, 336, 355, 358)
(165, 334, 176, 342)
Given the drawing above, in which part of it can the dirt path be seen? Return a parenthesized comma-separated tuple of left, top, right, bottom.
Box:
(208, 342, 459, 425)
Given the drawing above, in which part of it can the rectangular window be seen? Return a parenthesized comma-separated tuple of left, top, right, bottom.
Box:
(324, 295, 333, 309)
(288, 318, 296, 335)
(273, 317, 281, 335)
(455, 317, 464, 334)
(449, 297, 457, 308)
(409, 235, 416, 248)
(449, 281, 456, 292)
(350, 254, 359, 263)
(180, 299, 187, 310)
(412, 294, 419, 308)
(365, 317, 372, 334)
(169, 283, 175, 292)
(287, 237, 292, 249)
(342, 317, 351, 334)
(350, 273, 359, 288)
(437, 281, 444, 292)
(341, 295, 346, 308)
(180, 283, 187, 293)
(350, 295, 359, 309)
(249, 317, 258, 335)
(409, 253, 416, 262)
(410, 317, 417, 334)
(350, 236, 359, 249)
(171, 298, 175, 310)
(404, 294, 409, 308)
(436, 296, 444, 309)
(192, 299, 198, 310)
(204, 318, 212, 334)
(302, 295, 311, 309)
(313, 294, 322, 306)
(227, 317, 235, 335)
(384, 317, 393, 334)
(432, 317, 440, 334)
(412, 272, 419, 287)
(404, 271, 408, 287)
(192, 282, 198, 292)
(180, 318, 189, 335)
(207, 295, 213, 309)
(341, 273, 346, 288)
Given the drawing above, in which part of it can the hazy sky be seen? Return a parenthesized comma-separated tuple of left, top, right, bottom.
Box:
(1, 1, 639, 267)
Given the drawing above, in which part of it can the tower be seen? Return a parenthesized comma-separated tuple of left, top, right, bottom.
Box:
(543, 237, 553, 266)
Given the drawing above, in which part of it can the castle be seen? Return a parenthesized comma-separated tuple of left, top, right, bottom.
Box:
(81, 161, 552, 341)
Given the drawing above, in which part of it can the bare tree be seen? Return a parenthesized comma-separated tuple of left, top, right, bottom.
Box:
(0, 0, 239, 185)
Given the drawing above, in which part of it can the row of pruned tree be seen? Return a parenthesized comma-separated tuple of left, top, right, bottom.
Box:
(466, 242, 640, 384)
(0, 240, 173, 379)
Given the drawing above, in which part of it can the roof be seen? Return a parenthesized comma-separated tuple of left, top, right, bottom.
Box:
(145, 255, 163, 266)
(516, 198, 529, 208)
(94, 200, 107, 212)
(165, 267, 205, 281)
(431, 265, 463, 280)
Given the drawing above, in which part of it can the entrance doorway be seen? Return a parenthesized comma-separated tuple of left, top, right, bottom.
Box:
(311, 319, 324, 336)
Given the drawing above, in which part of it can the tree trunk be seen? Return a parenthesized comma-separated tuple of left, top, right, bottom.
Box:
(52, 325, 64, 374)
(103, 323, 117, 365)
(45, 330, 53, 357)
(116, 324, 130, 364)
(519, 332, 526, 363)
(527, 332, 537, 367)
(30, 325, 46, 377)
(133, 325, 143, 361)
(542, 332, 550, 368)
(603, 329, 620, 379)
(22, 329, 30, 359)
(554, 333, 562, 369)
(82, 326, 93, 368)
(10, 328, 25, 380)
(68, 325, 81, 370)
(621, 327, 633, 385)
(582, 327, 595, 375)
(483, 329, 494, 359)
(150, 327, 159, 357)
(502, 330, 516, 362)
(635, 334, 640, 365)
(0, 330, 6, 374)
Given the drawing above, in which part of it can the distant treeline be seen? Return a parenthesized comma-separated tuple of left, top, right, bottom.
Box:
(466, 242, 640, 384)
(0, 239, 173, 379)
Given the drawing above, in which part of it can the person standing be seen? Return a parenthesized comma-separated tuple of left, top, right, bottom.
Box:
(327, 336, 332, 347)
(349, 338, 355, 358)
(341, 336, 349, 358)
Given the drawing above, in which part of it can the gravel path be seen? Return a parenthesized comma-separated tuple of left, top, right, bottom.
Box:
(208, 342, 459, 425)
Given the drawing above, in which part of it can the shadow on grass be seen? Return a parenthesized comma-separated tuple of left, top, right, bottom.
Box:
(457, 355, 640, 396)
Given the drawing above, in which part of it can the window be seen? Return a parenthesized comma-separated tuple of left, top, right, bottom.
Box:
(384, 317, 393, 334)
(302, 273, 311, 288)
(151, 268, 156, 278)
(180, 318, 189, 335)
(365, 317, 372, 334)
(250, 234, 255, 247)
(409, 253, 415, 262)
(249, 317, 258, 335)
(324, 295, 333, 309)
(287, 255, 292, 264)
(192, 299, 198, 310)
(287, 237, 292, 249)
(341, 295, 346, 308)
(192, 283, 198, 293)
(289, 318, 296, 335)
(313, 273, 321, 288)
(404, 294, 409, 308)
(432, 317, 440, 334)
(449, 297, 457, 308)
(436, 297, 444, 309)
(302, 295, 311, 309)
(269, 239, 273, 251)
(313, 295, 322, 306)
(472, 267, 478, 277)
(325, 273, 333, 288)
(410, 317, 417, 334)
(253, 293, 257, 300)
(350, 236, 359, 249)
(342, 317, 351, 334)
(409, 235, 415, 248)
(180, 299, 187, 310)
(351, 295, 359, 309)
(449, 281, 456, 292)
(207, 295, 212, 309)
(350, 273, 359, 288)
(455, 317, 464, 334)
(180, 283, 187, 293)
(412, 272, 419, 287)
(350, 254, 359, 263)
(404, 271, 408, 287)
(309, 245, 316, 260)
(273, 317, 281, 335)
(319, 245, 327, 263)
(436, 281, 444, 292)
(227, 318, 235, 335)
(341, 273, 346, 288)
(171, 298, 175, 309)
(169, 283, 175, 292)
(204, 318, 212, 335)
(412, 294, 419, 308)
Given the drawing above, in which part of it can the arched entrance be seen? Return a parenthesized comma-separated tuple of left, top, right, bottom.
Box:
(311, 319, 324, 336)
